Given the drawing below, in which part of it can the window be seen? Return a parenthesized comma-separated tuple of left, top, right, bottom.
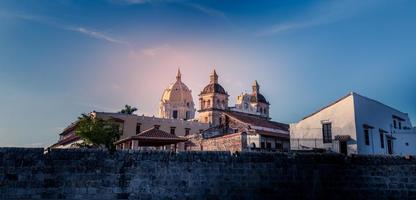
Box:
(393, 120, 397, 129)
(276, 143, 283, 150)
(266, 142, 271, 149)
(172, 110, 178, 119)
(154, 125, 160, 130)
(185, 111, 190, 120)
(136, 123, 141, 135)
(207, 100, 211, 107)
(399, 121, 402, 130)
(364, 128, 370, 145)
(170, 127, 176, 135)
(185, 128, 191, 136)
(261, 142, 265, 149)
(322, 123, 332, 143)
(379, 131, 384, 148)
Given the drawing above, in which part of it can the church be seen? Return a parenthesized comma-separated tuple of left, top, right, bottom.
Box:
(51, 69, 290, 152)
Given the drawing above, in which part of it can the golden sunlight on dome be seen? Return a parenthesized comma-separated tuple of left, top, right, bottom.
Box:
(159, 69, 196, 120)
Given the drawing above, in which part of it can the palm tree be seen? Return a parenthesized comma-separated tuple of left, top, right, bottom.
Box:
(119, 104, 138, 114)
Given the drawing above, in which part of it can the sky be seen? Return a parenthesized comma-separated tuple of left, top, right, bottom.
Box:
(0, 0, 415, 147)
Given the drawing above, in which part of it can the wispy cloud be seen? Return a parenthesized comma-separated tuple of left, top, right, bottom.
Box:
(183, 2, 228, 21)
(138, 44, 172, 57)
(1, 12, 129, 45)
(256, 0, 385, 36)
(111, 0, 228, 21)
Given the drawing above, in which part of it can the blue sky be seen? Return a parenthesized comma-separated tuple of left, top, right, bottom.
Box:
(0, 0, 415, 147)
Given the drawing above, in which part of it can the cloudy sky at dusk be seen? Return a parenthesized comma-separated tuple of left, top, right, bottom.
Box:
(1, 0, 415, 147)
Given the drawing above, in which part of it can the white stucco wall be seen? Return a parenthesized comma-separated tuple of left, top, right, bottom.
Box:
(353, 94, 415, 155)
(290, 94, 357, 154)
(290, 92, 416, 156)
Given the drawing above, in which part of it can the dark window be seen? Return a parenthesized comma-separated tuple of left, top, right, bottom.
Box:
(185, 128, 191, 136)
(387, 139, 393, 154)
(170, 127, 176, 135)
(136, 124, 141, 135)
(185, 111, 190, 120)
(379, 131, 384, 148)
(322, 123, 332, 143)
(261, 142, 265, 149)
(266, 142, 271, 149)
(172, 110, 178, 119)
(219, 117, 222, 125)
(364, 129, 370, 145)
(393, 120, 397, 129)
(154, 125, 160, 130)
(399, 122, 402, 129)
(276, 143, 283, 150)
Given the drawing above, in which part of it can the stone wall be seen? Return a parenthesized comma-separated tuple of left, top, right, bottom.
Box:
(0, 148, 415, 199)
(201, 132, 243, 152)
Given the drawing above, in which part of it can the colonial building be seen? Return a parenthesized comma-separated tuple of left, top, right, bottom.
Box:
(51, 112, 209, 150)
(52, 69, 289, 152)
(232, 80, 270, 119)
(159, 69, 196, 120)
(290, 92, 416, 156)
(187, 70, 290, 152)
(198, 70, 229, 125)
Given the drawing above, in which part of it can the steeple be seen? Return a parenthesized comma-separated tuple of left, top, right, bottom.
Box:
(252, 80, 260, 93)
(176, 68, 181, 81)
(210, 69, 218, 84)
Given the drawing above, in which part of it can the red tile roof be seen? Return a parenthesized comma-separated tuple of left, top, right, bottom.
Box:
(137, 128, 183, 139)
(224, 111, 289, 131)
(115, 128, 187, 145)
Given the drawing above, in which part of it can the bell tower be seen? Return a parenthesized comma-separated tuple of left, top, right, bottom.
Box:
(198, 70, 229, 126)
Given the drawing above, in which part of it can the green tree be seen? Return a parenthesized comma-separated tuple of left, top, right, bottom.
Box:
(119, 104, 138, 114)
(75, 114, 120, 152)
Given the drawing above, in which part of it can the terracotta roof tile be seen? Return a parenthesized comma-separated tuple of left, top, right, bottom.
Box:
(225, 111, 289, 131)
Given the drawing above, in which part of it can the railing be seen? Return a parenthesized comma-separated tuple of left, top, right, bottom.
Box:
(290, 138, 339, 152)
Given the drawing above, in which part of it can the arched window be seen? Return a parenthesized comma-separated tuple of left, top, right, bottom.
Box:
(251, 143, 256, 149)
(207, 100, 211, 107)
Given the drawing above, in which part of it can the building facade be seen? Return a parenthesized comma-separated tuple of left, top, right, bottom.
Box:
(290, 92, 416, 156)
(52, 112, 209, 151)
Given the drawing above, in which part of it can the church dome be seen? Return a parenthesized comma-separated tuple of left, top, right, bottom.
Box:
(200, 70, 227, 95)
(201, 83, 227, 95)
(161, 78, 193, 104)
(159, 69, 195, 120)
(250, 93, 269, 105)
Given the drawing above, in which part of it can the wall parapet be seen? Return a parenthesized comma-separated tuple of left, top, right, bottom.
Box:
(1, 148, 415, 199)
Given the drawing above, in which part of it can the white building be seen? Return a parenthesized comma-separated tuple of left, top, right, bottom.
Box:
(290, 92, 416, 156)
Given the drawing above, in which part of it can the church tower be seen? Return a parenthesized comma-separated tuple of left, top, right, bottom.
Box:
(198, 70, 229, 126)
(159, 69, 196, 120)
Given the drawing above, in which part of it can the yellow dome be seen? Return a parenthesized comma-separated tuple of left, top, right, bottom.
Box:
(159, 69, 196, 120)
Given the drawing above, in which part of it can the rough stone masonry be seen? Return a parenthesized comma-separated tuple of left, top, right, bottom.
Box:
(0, 148, 415, 199)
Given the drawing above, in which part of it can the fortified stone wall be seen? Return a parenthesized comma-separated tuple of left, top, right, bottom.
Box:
(0, 148, 415, 199)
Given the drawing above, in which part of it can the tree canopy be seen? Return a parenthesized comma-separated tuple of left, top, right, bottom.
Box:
(119, 105, 138, 114)
(75, 114, 120, 152)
